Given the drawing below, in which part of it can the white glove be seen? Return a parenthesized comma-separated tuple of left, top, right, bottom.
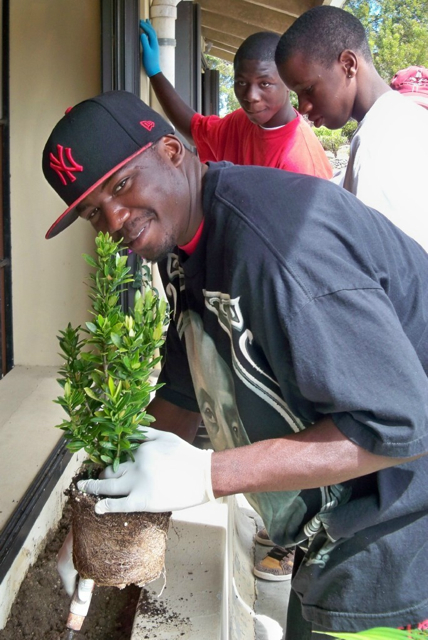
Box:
(77, 427, 215, 514)
(57, 529, 78, 597)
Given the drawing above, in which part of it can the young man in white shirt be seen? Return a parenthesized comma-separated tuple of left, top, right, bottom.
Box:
(275, 6, 428, 250)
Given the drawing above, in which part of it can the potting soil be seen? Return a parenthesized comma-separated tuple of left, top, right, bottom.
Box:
(0, 502, 172, 640)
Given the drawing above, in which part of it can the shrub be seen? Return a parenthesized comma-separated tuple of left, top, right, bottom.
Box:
(54, 232, 168, 473)
(313, 126, 348, 158)
(341, 119, 358, 143)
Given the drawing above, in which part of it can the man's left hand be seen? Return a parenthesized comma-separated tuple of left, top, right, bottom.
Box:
(78, 427, 215, 514)
(139, 19, 161, 78)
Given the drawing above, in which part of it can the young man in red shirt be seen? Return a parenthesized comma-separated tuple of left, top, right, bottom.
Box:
(140, 20, 332, 179)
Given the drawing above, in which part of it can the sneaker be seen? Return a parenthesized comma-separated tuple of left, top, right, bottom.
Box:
(253, 546, 294, 582)
(254, 527, 275, 546)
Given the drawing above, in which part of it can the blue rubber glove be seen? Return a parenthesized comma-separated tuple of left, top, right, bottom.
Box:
(139, 19, 161, 78)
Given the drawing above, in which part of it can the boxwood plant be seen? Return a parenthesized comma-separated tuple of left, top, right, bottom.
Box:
(55, 232, 168, 473)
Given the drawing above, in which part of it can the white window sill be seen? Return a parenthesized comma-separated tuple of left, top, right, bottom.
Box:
(0, 365, 65, 531)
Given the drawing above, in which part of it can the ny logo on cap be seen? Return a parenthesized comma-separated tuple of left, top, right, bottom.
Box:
(50, 144, 83, 185)
(140, 120, 155, 131)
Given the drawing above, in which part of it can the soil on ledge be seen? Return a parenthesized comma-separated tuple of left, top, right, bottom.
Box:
(0, 502, 143, 640)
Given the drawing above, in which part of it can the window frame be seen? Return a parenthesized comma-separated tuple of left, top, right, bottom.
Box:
(0, 0, 13, 379)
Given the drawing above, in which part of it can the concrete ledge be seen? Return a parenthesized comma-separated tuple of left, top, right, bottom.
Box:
(0, 366, 66, 531)
(0, 449, 86, 629)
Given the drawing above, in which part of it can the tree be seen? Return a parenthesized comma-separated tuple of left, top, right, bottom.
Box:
(205, 55, 240, 115)
(345, 0, 428, 82)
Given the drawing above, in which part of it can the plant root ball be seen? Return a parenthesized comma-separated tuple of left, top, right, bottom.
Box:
(70, 487, 171, 589)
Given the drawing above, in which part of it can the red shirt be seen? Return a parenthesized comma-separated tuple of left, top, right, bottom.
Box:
(191, 108, 332, 179)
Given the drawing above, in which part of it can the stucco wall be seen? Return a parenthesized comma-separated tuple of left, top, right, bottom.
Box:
(9, 0, 101, 366)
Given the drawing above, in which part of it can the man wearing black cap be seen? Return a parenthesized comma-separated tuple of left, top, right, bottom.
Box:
(43, 91, 428, 639)
(44, 91, 175, 240)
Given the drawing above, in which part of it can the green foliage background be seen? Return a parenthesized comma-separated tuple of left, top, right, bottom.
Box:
(312, 127, 348, 157)
(344, 0, 428, 83)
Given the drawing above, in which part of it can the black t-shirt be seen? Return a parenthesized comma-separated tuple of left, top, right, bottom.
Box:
(157, 162, 428, 630)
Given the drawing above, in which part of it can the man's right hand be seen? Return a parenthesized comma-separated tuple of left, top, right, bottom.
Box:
(57, 529, 78, 597)
(140, 19, 161, 78)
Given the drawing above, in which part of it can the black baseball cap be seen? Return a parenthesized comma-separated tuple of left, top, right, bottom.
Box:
(43, 91, 174, 239)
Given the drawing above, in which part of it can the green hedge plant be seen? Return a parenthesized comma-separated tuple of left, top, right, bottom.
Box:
(54, 232, 168, 473)
(313, 126, 348, 158)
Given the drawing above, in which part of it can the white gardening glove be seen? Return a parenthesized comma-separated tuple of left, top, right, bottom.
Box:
(57, 529, 78, 597)
(77, 427, 215, 514)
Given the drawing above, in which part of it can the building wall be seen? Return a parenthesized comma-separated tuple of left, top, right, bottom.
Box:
(9, 0, 101, 367)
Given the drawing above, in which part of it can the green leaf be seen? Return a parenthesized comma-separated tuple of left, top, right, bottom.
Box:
(116, 254, 128, 269)
(84, 387, 100, 401)
(99, 440, 117, 450)
(134, 289, 142, 306)
(92, 417, 115, 425)
(83, 254, 98, 268)
(110, 333, 122, 348)
(66, 441, 87, 452)
(64, 380, 71, 398)
(100, 428, 115, 436)
(319, 629, 428, 639)
(85, 322, 98, 334)
(153, 322, 164, 341)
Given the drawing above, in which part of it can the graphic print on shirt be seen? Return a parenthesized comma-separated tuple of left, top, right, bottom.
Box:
(200, 290, 351, 551)
(203, 289, 305, 435)
(181, 309, 249, 451)
(180, 306, 309, 544)
(165, 255, 350, 552)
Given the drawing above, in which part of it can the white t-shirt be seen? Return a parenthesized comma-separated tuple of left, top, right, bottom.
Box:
(338, 90, 428, 250)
